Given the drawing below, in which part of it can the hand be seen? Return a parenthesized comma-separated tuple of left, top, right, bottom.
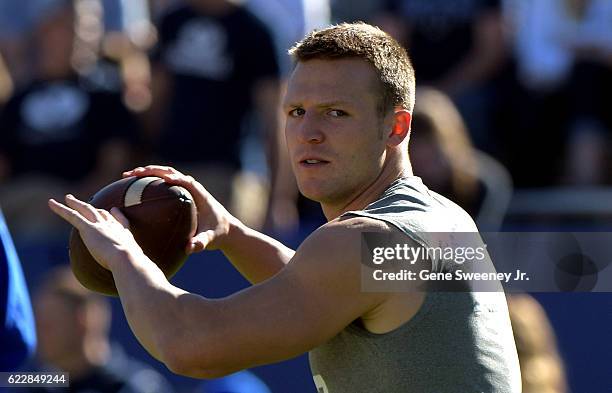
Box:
(48, 194, 144, 270)
(123, 165, 234, 253)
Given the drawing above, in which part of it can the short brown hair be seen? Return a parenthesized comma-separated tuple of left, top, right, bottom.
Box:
(289, 22, 416, 115)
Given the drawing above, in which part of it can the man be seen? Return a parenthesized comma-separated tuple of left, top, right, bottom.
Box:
(23, 266, 175, 393)
(49, 23, 521, 392)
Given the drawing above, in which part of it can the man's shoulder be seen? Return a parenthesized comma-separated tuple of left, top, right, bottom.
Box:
(298, 216, 415, 260)
(313, 215, 396, 240)
(354, 178, 479, 234)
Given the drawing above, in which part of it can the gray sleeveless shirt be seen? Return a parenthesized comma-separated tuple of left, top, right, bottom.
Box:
(309, 177, 521, 393)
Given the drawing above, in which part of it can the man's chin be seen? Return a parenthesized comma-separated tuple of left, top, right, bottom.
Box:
(298, 187, 341, 206)
(297, 178, 349, 204)
(298, 189, 324, 203)
(297, 184, 327, 203)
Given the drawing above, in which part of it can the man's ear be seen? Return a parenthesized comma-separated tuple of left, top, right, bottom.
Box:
(387, 109, 411, 146)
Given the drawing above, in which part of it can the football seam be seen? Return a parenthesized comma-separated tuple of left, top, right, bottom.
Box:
(124, 177, 161, 207)
(120, 177, 141, 209)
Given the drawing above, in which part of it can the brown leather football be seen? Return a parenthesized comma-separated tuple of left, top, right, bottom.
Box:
(69, 176, 198, 296)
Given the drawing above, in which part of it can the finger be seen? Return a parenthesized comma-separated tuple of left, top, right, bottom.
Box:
(186, 241, 205, 254)
(110, 207, 130, 229)
(123, 165, 180, 178)
(186, 231, 214, 254)
(187, 241, 206, 254)
(159, 173, 196, 187)
(97, 208, 112, 220)
(124, 166, 210, 204)
(123, 166, 145, 177)
(64, 194, 100, 222)
(97, 209, 122, 226)
(123, 166, 205, 194)
(48, 199, 88, 231)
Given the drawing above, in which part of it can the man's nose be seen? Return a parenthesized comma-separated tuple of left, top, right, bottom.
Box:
(297, 114, 325, 144)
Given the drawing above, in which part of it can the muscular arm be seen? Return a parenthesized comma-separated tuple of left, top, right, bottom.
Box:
(125, 220, 387, 378)
(101, 222, 298, 369)
(48, 196, 389, 377)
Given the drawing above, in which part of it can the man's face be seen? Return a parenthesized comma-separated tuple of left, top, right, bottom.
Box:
(283, 58, 391, 205)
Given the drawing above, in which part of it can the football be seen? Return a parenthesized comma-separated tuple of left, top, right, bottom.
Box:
(69, 176, 198, 296)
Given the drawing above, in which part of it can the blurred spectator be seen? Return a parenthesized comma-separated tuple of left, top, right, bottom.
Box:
(196, 370, 272, 393)
(0, 1, 41, 87)
(330, 0, 386, 24)
(0, 0, 140, 240)
(100, 0, 156, 50)
(243, 0, 330, 233)
(0, 207, 36, 371)
(507, 294, 568, 393)
(20, 265, 175, 393)
(410, 87, 512, 230)
(147, 0, 281, 227)
(504, 0, 612, 185)
(149, 0, 183, 19)
(74, 0, 158, 115)
(0, 0, 90, 87)
(246, 0, 330, 77)
(376, 0, 508, 154)
(0, 51, 14, 107)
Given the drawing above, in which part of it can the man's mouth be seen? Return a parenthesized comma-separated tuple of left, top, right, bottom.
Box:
(301, 159, 329, 164)
(300, 158, 329, 167)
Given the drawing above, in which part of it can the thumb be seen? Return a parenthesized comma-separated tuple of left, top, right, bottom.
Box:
(186, 230, 214, 254)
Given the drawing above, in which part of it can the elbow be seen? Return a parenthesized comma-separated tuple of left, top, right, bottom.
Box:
(155, 294, 243, 379)
(159, 338, 209, 378)
(163, 353, 235, 379)
(167, 362, 234, 380)
(159, 336, 236, 379)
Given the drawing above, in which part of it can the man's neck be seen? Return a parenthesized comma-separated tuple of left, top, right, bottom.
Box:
(321, 155, 413, 221)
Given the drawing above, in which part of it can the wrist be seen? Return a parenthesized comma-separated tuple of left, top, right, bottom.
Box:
(212, 215, 243, 251)
(105, 245, 150, 272)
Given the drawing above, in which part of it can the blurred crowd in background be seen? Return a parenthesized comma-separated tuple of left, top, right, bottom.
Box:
(0, 0, 610, 392)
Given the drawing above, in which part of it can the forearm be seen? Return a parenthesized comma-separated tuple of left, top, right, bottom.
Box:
(108, 249, 188, 363)
(108, 238, 292, 376)
(220, 220, 295, 284)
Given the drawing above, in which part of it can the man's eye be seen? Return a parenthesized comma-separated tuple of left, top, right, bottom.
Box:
(328, 110, 347, 117)
(289, 108, 305, 117)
